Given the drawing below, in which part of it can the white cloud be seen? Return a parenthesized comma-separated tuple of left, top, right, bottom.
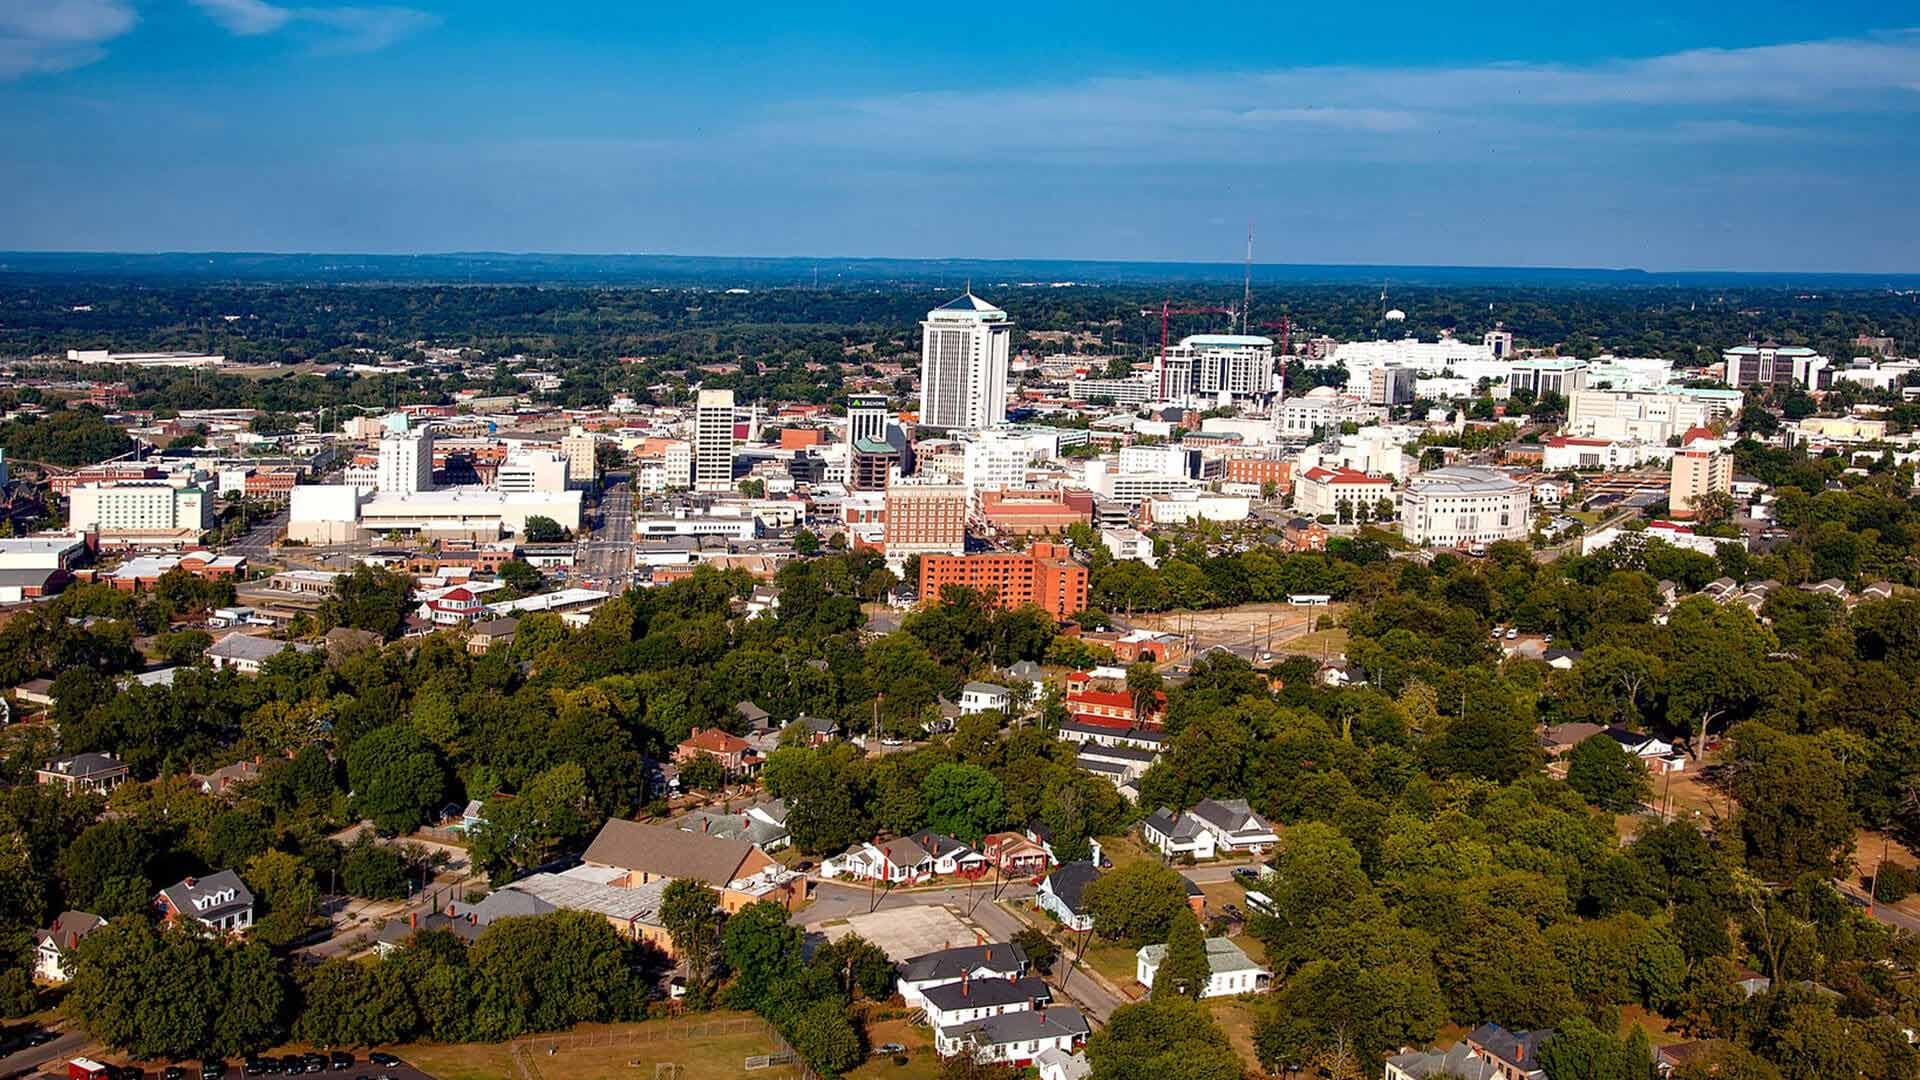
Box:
(189, 0, 435, 53)
(754, 30, 1920, 166)
(0, 0, 136, 79)
(188, 0, 292, 36)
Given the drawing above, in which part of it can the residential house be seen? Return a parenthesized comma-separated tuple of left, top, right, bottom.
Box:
(938, 1004, 1088, 1066)
(13, 677, 55, 710)
(1656, 1042, 1726, 1078)
(1058, 721, 1166, 755)
(958, 681, 1011, 715)
(824, 836, 933, 883)
(908, 830, 990, 877)
(1135, 937, 1270, 997)
(207, 633, 318, 675)
(1023, 822, 1103, 868)
(926, 975, 1062, 1060)
(1387, 1042, 1510, 1080)
(797, 714, 841, 747)
(678, 800, 792, 852)
(375, 888, 557, 953)
(1035, 1048, 1091, 1080)
(1184, 798, 1278, 854)
(1064, 681, 1161, 729)
(900, 942, 1029, 1009)
(35, 752, 129, 795)
(674, 727, 756, 775)
(417, 585, 485, 626)
(979, 832, 1051, 876)
(33, 911, 105, 982)
(192, 757, 262, 796)
(1602, 725, 1683, 772)
(1461, 1023, 1554, 1080)
(155, 870, 254, 934)
(1539, 722, 1606, 759)
(580, 817, 809, 913)
(1141, 807, 1218, 860)
(465, 616, 519, 655)
(1036, 861, 1099, 932)
(735, 700, 773, 735)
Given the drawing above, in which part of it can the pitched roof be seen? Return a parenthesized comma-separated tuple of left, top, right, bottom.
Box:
(1189, 797, 1273, 837)
(680, 728, 752, 754)
(923, 975, 1050, 1012)
(1467, 1024, 1555, 1071)
(950, 1007, 1090, 1047)
(35, 910, 105, 950)
(582, 818, 758, 887)
(1042, 861, 1100, 914)
(1138, 936, 1264, 976)
(901, 943, 1028, 983)
(158, 869, 254, 922)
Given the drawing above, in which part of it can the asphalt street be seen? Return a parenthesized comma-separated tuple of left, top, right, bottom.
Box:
(578, 478, 634, 589)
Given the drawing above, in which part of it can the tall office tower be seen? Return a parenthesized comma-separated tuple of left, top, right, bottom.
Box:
(1484, 327, 1514, 360)
(560, 425, 599, 485)
(692, 389, 737, 493)
(918, 292, 1011, 431)
(847, 393, 889, 446)
(376, 412, 435, 495)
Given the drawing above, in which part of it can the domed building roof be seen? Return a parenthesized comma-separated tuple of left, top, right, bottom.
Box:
(1305, 386, 1338, 399)
(1384, 309, 1407, 321)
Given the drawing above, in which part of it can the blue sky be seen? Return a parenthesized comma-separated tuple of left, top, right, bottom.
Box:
(0, 1, 1917, 272)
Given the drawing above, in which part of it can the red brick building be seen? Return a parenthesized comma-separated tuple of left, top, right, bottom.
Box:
(1225, 457, 1291, 489)
(674, 728, 755, 773)
(918, 542, 1088, 621)
(978, 488, 1094, 536)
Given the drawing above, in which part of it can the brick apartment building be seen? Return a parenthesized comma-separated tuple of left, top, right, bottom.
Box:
(918, 542, 1088, 621)
(1224, 457, 1291, 489)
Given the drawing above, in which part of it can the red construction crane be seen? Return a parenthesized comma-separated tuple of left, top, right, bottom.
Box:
(1141, 300, 1237, 399)
(1258, 318, 1292, 397)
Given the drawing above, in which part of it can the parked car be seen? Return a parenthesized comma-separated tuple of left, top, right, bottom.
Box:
(201, 1061, 226, 1080)
(165, 1067, 189, 1080)
(872, 1044, 905, 1056)
(1231, 867, 1259, 884)
(328, 1055, 353, 1071)
(24, 1030, 57, 1048)
(240, 1060, 264, 1077)
(366, 1056, 400, 1069)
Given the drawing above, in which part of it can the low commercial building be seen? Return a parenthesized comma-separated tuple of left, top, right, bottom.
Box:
(1399, 467, 1532, 548)
(1292, 466, 1397, 520)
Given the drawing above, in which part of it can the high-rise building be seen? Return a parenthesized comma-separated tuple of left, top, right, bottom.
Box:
(1366, 365, 1418, 407)
(883, 483, 967, 558)
(561, 426, 599, 486)
(1484, 327, 1515, 360)
(1669, 447, 1733, 519)
(919, 293, 1011, 431)
(1155, 334, 1275, 403)
(376, 413, 435, 496)
(847, 394, 889, 446)
(68, 481, 214, 542)
(1722, 343, 1830, 390)
(693, 390, 736, 493)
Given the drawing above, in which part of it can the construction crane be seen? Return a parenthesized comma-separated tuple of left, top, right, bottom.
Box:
(1141, 300, 1237, 400)
(1258, 318, 1293, 398)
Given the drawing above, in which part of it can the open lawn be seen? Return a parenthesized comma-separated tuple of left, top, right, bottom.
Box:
(1209, 999, 1265, 1075)
(1074, 943, 1144, 997)
(396, 1015, 802, 1080)
(1098, 831, 1156, 870)
(844, 1014, 940, 1080)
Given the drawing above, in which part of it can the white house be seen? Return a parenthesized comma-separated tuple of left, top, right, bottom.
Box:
(1035, 1048, 1092, 1080)
(1036, 861, 1099, 932)
(822, 838, 930, 883)
(958, 682, 1012, 716)
(1141, 807, 1217, 860)
(1185, 798, 1279, 854)
(207, 633, 318, 675)
(33, 911, 105, 982)
(155, 870, 254, 934)
(924, 975, 1052, 1033)
(938, 1007, 1090, 1066)
(899, 943, 1029, 1011)
(1135, 937, 1271, 998)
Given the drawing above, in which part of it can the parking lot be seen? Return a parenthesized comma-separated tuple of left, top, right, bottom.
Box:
(812, 900, 983, 961)
(18, 1052, 436, 1080)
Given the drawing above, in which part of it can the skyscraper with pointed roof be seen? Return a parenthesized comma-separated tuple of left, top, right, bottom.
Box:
(919, 292, 1011, 431)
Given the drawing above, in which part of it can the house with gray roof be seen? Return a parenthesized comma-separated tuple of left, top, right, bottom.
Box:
(1141, 806, 1216, 860)
(156, 870, 254, 934)
(937, 1006, 1089, 1066)
(208, 632, 318, 675)
(1037, 861, 1099, 931)
(677, 799, 791, 852)
(1135, 936, 1269, 998)
(1186, 797, 1279, 853)
(36, 752, 128, 795)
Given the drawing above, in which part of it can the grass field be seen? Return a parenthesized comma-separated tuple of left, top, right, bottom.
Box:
(1209, 1000, 1265, 1074)
(844, 1015, 939, 1080)
(396, 1015, 803, 1080)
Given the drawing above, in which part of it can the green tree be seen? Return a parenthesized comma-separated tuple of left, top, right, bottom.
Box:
(1728, 723, 1855, 880)
(495, 559, 544, 593)
(1082, 861, 1189, 945)
(521, 515, 568, 543)
(1087, 997, 1242, 1080)
(787, 999, 863, 1076)
(1566, 734, 1653, 812)
(245, 849, 324, 948)
(721, 900, 803, 1004)
(339, 834, 409, 899)
(660, 879, 722, 998)
(919, 763, 1006, 844)
(317, 565, 414, 640)
(345, 724, 449, 834)
(1150, 907, 1210, 1000)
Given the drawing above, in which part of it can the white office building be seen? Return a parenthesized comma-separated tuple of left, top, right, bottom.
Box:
(1399, 467, 1532, 548)
(1277, 388, 1381, 439)
(69, 481, 214, 542)
(1508, 357, 1589, 398)
(693, 389, 737, 493)
(1154, 334, 1274, 404)
(919, 293, 1012, 431)
(962, 431, 1040, 500)
(1584, 355, 1675, 392)
(847, 394, 889, 446)
(497, 450, 570, 495)
(1566, 390, 1716, 443)
(376, 413, 435, 496)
